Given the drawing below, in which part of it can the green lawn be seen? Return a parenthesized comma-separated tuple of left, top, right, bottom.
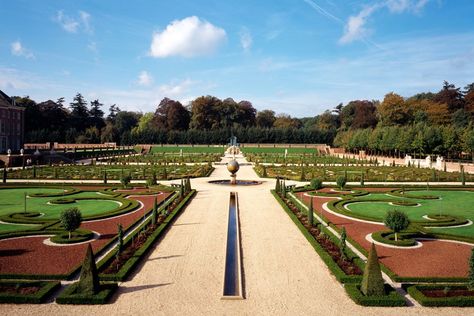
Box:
(150, 145, 225, 154)
(0, 188, 121, 232)
(346, 190, 474, 237)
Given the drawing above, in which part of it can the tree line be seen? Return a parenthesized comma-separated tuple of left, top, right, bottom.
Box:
(13, 80, 474, 158)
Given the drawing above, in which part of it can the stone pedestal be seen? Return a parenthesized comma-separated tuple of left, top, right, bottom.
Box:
(230, 174, 237, 185)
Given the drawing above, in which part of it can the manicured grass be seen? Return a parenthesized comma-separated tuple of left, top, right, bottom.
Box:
(150, 145, 225, 154)
(346, 190, 474, 237)
(0, 189, 121, 232)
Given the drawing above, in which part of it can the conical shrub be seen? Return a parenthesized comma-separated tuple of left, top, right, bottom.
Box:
(76, 244, 100, 295)
(361, 243, 385, 296)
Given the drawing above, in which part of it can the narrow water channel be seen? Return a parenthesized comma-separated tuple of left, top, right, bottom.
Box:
(222, 192, 243, 298)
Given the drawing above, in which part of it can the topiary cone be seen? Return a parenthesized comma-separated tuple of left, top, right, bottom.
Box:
(361, 243, 385, 296)
(77, 244, 100, 295)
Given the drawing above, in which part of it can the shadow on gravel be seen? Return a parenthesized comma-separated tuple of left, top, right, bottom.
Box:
(147, 255, 183, 262)
(0, 249, 31, 256)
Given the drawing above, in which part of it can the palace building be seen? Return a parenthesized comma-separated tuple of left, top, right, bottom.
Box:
(0, 90, 25, 153)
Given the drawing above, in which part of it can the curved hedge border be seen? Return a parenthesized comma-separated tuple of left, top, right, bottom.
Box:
(28, 188, 79, 198)
(388, 189, 439, 200)
(345, 284, 406, 306)
(273, 190, 363, 284)
(407, 284, 474, 307)
(50, 229, 94, 244)
(0, 281, 61, 304)
(371, 231, 417, 247)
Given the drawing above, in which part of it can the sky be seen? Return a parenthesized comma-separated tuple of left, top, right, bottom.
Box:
(0, 0, 473, 117)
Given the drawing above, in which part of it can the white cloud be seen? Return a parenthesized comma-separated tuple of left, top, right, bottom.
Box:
(386, 0, 430, 13)
(10, 41, 35, 59)
(149, 16, 226, 58)
(340, 0, 431, 44)
(137, 71, 153, 86)
(158, 79, 194, 96)
(239, 28, 253, 52)
(339, 4, 380, 44)
(79, 11, 92, 33)
(54, 10, 92, 33)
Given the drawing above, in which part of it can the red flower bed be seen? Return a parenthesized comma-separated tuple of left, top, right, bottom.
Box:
(280, 193, 362, 276)
(0, 191, 170, 276)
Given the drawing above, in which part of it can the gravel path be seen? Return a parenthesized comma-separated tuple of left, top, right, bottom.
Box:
(0, 155, 470, 315)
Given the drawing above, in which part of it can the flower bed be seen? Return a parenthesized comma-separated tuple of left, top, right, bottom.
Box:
(407, 284, 474, 306)
(56, 282, 117, 305)
(345, 284, 406, 306)
(0, 281, 60, 303)
(272, 190, 363, 283)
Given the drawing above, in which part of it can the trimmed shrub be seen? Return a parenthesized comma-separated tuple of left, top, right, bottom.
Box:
(59, 207, 82, 239)
(361, 243, 385, 296)
(340, 227, 347, 260)
(336, 176, 346, 190)
(308, 197, 314, 226)
(77, 244, 100, 295)
(310, 178, 323, 190)
(120, 175, 131, 188)
(383, 210, 410, 241)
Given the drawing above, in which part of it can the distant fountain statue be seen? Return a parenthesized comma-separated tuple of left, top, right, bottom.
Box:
(227, 159, 240, 185)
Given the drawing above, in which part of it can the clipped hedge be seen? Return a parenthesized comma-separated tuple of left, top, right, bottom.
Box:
(50, 229, 95, 244)
(0, 281, 60, 304)
(371, 231, 417, 247)
(272, 190, 362, 284)
(99, 190, 196, 281)
(407, 284, 474, 307)
(344, 284, 406, 306)
(56, 282, 117, 304)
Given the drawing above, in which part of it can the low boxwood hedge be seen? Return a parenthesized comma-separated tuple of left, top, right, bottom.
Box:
(371, 231, 417, 247)
(344, 284, 406, 306)
(56, 282, 117, 304)
(273, 190, 362, 284)
(50, 229, 95, 244)
(407, 284, 474, 307)
(0, 281, 60, 304)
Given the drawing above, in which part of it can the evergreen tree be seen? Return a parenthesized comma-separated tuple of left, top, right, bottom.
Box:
(360, 171, 364, 186)
(152, 197, 158, 226)
(308, 197, 314, 226)
(77, 244, 100, 295)
(340, 227, 347, 260)
(103, 170, 107, 184)
(117, 224, 123, 254)
(361, 243, 385, 296)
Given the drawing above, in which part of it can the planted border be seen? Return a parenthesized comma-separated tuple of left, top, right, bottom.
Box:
(272, 190, 363, 284)
(0, 281, 60, 304)
(56, 282, 117, 305)
(407, 284, 474, 307)
(345, 284, 406, 306)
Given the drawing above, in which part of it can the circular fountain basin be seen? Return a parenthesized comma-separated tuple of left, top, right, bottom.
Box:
(209, 180, 262, 186)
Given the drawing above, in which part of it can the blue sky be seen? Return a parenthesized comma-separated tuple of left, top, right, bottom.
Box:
(1, 0, 473, 117)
